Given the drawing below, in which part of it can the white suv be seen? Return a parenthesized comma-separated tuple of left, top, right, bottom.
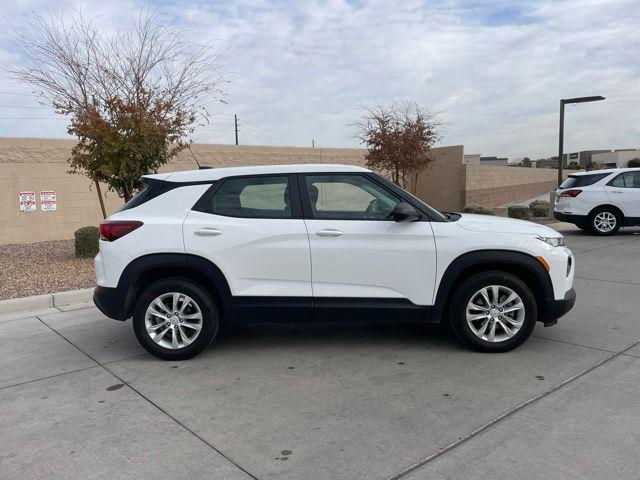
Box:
(554, 168, 640, 235)
(94, 164, 575, 360)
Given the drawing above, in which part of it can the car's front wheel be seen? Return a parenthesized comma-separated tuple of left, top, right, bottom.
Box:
(450, 271, 537, 352)
(132, 278, 219, 360)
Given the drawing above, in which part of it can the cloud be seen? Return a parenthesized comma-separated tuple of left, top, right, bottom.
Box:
(1, 0, 638, 159)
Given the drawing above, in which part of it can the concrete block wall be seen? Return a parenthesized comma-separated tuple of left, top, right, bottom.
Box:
(1, 137, 569, 244)
(463, 164, 564, 207)
(410, 146, 465, 211)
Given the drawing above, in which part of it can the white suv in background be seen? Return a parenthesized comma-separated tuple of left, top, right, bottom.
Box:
(554, 168, 640, 235)
(94, 164, 575, 360)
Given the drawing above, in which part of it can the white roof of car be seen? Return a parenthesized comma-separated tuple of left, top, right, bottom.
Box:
(145, 163, 370, 182)
(570, 167, 639, 176)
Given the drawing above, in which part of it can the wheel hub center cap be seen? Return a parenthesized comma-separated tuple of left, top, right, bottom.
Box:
(489, 308, 500, 319)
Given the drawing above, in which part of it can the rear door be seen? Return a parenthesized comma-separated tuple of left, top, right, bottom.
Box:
(605, 171, 640, 217)
(183, 174, 312, 319)
(299, 173, 437, 313)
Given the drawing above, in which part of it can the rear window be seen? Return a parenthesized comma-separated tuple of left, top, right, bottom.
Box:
(559, 173, 610, 189)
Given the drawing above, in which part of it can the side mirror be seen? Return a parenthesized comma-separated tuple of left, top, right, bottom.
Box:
(393, 202, 421, 222)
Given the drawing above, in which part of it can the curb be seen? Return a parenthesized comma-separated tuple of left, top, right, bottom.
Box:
(0, 287, 94, 315)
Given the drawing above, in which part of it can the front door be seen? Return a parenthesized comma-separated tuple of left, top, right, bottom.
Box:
(300, 173, 437, 314)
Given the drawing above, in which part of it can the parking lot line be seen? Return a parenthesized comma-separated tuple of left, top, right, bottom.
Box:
(386, 341, 640, 480)
(33, 314, 262, 480)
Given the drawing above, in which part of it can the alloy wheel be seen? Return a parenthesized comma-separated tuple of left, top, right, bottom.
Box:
(144, 292, 203, 349)
(593, 211, 617, 233)
(466, 285, 525, 342)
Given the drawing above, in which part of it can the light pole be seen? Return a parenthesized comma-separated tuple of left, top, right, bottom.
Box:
(558, 96, 605, 186)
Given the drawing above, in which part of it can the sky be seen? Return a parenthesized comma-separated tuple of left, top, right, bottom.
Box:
(0, 0, 638, 159)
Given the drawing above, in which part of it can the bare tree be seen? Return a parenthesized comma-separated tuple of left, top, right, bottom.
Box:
(356, 101, 441, 188)
(7, 10, 225, 207)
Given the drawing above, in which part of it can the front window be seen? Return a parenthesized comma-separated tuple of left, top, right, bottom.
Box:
(304, 174, 399, 220)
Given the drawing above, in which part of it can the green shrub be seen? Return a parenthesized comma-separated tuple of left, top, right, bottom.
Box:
(529, 199, 550, 210)
(463, 204, 495, 215)
(74, 226, 100, 258)
(531, 204, 549, 217)
(627, 158, 640, 168)
(508, 205, 530, 220)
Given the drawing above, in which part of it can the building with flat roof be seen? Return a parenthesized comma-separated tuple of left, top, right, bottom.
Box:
(591, 149, 640, 168)
(562, 150, 609, 168)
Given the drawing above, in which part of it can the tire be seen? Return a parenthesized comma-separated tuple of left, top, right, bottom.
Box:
(588, 207, 621, 236)
(132, 278, 219, 360)
(449, 271, 537, 353)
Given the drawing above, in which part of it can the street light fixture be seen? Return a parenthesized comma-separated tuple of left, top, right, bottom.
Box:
(558, 95, 605, 186)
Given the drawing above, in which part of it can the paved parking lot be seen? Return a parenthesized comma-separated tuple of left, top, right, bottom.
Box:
(2, 224, 640, 480)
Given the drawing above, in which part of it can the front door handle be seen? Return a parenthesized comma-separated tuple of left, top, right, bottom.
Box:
(315, 229, 344, 237)
(610, 190, 623, 193)
(195, 228, 223, 236)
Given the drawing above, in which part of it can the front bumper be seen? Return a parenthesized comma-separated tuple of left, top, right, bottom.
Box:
(93, 286, 128, 321)
(541, 287, 576, 326)
(554, 211, 587, 228)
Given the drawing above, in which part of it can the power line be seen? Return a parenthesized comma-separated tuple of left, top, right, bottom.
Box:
(240, 129, 290, 147)
(241, 126, 296, 146)
(240, 120, 299, 144)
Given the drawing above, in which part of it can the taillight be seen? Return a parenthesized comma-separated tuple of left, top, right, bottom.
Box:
(100, 221, 143, 241)
(560, 189, 582, 198)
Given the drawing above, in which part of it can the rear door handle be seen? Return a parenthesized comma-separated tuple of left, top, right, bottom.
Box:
(610, 190, 623, 193)
(195, 228, 223, 236)
(315, 229, 344, 237)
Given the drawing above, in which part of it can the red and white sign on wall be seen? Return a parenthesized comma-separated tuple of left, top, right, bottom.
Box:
(19, 191, 36, 212)
(40, 191, 57, 211)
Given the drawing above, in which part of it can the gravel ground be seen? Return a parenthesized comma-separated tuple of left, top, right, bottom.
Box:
(0, 240, 95, 301)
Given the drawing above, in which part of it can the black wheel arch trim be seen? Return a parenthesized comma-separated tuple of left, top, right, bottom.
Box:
(95, 253, 233, 321)
(432, 249, 556, 324)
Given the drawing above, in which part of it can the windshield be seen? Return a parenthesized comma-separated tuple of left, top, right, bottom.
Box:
(559, 173, 610, 189)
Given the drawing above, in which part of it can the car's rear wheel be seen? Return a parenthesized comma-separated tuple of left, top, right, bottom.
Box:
(450, 271, 537, 352)
(589, 207, 621, 236)
(132, 278, 219, 360)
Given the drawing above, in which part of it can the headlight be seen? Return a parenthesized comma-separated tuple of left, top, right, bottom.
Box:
(537, 236, 565, 247)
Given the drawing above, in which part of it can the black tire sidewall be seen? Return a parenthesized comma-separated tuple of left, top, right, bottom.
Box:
(589, 207, 621, 236)
(450, 271, 537, 353)
(133, 278, 218, 360)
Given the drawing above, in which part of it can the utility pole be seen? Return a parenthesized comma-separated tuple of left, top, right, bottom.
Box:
(312, 138, 315, 148)
(234, 114, 239, 146)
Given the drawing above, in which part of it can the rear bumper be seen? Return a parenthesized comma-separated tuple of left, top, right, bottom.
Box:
(553, 212, 587, 228)
(541, 287, 576, 326)
(93, 286, 128, 321)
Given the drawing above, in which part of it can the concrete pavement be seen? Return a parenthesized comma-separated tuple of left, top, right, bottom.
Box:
(1, 225, 639, 480)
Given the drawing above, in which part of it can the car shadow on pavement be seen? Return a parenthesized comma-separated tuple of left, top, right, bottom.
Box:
(207, 322, 463, 354)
